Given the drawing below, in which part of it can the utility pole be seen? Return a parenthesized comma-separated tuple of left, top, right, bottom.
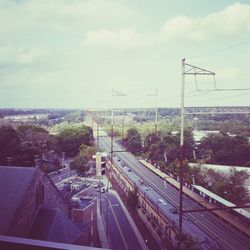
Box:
(34, 154, 40, 168)
(179, 58, 215, 242)
(97, 111, 99, 149)
(106, 89, 126, 239)
(110, 89, 126, 165)
(61, 152, 65, 168)
(6, 157, 13, 167)
(148, 88, 158, 134)
(122, 108, 125, 140)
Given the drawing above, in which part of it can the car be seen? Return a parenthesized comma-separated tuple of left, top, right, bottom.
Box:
(157, 199, 168, 205)
(97, 187, 106, 193)
(170, 208, 178, 214)
(92, 183, 99, 188)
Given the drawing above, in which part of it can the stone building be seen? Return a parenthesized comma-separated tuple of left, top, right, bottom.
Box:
(0, 165, 97, 247)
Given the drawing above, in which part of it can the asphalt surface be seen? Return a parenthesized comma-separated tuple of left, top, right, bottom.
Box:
(99, 134, 250, 250)
(100, 192, 144, 250)
(48, 167, 77, 184)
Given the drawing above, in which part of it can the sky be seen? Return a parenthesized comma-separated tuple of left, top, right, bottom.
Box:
(0, 0, 250, 109)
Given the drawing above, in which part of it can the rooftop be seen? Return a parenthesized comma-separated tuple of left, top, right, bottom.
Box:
(0, 166, 36, 234)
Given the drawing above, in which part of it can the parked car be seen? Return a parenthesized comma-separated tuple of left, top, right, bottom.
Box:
(170, 208, 178, 214)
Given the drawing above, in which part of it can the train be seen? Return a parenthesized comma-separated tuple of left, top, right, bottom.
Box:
(139, 159, 250, 237)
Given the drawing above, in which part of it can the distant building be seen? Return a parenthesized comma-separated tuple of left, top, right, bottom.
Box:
(192, 130, 220, 144)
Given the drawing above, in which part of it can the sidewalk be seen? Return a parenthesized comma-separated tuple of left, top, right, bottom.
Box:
(96, 200, 110, 249)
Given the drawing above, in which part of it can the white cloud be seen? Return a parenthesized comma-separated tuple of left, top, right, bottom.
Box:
(84, 3, 250, 49)
(85, 28, 156, 49)
(0, 1, 249, 108)
(0, 0, 145, 37)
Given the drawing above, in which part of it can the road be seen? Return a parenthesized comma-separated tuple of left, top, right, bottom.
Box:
(85, 183, 146, 250)
(99, 134, 250, 250)
(49, 164, 146, 250)
(100, 191, 145, 250)
(48, 167, 77, 184)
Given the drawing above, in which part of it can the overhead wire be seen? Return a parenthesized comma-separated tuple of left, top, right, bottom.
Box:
(187, 40, 250, 60)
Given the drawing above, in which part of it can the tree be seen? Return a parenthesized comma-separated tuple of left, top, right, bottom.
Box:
(197, 133, 250, 166)
(57, 125, 93, 157)
(17, 125, 58, 152)
(196, 168, 249, 204)
(70, 145, 96, 175)
(127, 186, 138, 209)
(0, 126, 21, 165)
(122, 128, 142, 154)
(175, 233, 202, 250)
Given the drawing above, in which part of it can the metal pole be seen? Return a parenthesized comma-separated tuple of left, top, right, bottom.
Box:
(111, 89, 114, 165)
(107, 89, 114, 241)
(155, 88, 158, 134)
(97, 113, 99, 149)
(122, 108, 125, 140)
(179, 58, 185, 239)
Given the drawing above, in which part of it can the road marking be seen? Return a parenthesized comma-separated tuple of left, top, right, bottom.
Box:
(108, 198, 129, 250)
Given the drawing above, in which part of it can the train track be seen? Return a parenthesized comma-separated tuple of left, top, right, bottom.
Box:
(99, 136, 250, 250)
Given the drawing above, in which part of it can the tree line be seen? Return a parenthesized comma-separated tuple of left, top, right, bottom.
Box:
(0, 124, 93, 170)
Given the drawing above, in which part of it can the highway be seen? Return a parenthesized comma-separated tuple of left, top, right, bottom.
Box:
(99, 134, 250, 250)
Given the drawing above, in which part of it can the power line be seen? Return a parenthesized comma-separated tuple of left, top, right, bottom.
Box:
(187, 40, 250, 60)
(194, 91, 250, 103)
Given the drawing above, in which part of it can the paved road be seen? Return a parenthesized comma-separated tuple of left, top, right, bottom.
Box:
(49, 167, 77, 184)
(70, 177, 146, 250)
(99, 135, 250, 250)
(100, 191, 144, 250)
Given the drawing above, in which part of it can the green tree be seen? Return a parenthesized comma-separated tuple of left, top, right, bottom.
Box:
(0, 126, 21, 165)
(17, 125, 58, 152)
(57, 125, 93, 157)
(197, 168, 249, 204)
(127, 186, 138, 209)
(122, 128, 142, 154)
(198, 133, 250, 166)
(70, 145, 96, 175)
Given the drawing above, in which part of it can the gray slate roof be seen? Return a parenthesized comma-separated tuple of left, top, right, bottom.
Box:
(0, 166, 36, 234)
(29, 207, 81, 244)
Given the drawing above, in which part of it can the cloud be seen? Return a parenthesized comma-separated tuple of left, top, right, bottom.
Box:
(0, 1, 249, 108)
(85, 28, 156, 49)
(162, 3, 250, 41)
(0, 0, 144, 37)
(84, 3, 250, 49)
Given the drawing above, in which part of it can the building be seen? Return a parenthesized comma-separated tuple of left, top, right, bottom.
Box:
(0, 165, 98, 247)
(93, 152, 107, 176)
